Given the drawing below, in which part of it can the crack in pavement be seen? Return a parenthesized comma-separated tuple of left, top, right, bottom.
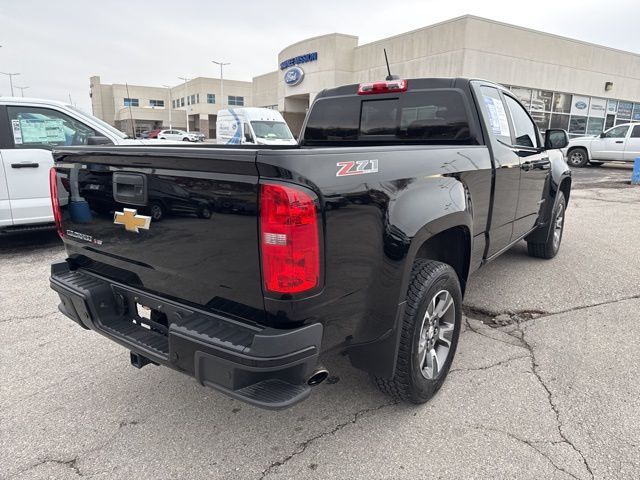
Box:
(508, 324, 595, 480)
(463, 316, 527, 349)
(464, 293, 640, 329)
(449, 354, 530, 374)
(0, 311, 59, 324)
(258, 401, 398, 479)
(5, 418, 143, 479)
(469, 424, 582, 480)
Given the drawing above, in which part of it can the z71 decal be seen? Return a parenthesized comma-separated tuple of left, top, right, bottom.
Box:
(336, 159, 379, 177)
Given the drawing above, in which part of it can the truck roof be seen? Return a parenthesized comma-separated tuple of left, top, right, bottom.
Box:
(0, 96, 75, 108)
(315, 77, 506, 99)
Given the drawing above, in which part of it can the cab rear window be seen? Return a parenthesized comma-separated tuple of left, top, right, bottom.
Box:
(303, 90, 475, 145)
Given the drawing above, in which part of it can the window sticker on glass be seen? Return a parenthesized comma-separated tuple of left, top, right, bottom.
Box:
(19, 118, 66, 144)
(483, 96, 510, 137)
(11, 119, 23, 144)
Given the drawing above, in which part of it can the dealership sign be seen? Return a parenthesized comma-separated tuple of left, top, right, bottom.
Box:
(280, 51, 318, 70)
(284, 66, 304, 86)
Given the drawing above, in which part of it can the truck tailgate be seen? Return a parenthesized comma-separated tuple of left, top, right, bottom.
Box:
(53, 147, 265, 323)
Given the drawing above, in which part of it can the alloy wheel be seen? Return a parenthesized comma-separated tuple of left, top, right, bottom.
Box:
(417, 289, 455, 379)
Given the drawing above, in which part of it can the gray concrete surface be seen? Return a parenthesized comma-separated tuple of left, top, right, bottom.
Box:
(1, 164, 638, 479)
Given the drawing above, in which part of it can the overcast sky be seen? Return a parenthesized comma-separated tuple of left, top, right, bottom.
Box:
(0, 0, 638, 112)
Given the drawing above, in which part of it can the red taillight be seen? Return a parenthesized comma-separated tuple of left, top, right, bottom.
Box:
(49, 167, 64, 238)
(260, 183, 319, 295)
(358, 79, 407, 95)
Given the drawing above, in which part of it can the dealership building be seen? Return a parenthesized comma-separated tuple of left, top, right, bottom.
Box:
(90, 15, 640, 138)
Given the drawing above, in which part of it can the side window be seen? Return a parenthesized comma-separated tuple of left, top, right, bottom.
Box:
(7, 106, 97, 149)
(603, 125, 629, 138)
(504, 95, 539, 148)
(243, 123, 254, 142)
(631, 126, 640, 138)
(479, 86, 512, 144)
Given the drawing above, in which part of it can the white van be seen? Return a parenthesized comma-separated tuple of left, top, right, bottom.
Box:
(216, 108, 297, 146)
(0, 97, 152, 233)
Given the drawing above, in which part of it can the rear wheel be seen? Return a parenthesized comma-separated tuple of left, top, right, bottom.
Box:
(527, 192, 566, 259)
(197, 205, 212, 219)
(374, 260, 461, 403)
(149, 202, 165, 222)
(567, 148, 588, 167)
(182, 137, 190, 142)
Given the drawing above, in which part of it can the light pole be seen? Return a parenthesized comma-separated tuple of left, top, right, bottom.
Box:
(15, 85, 29, 97)
(0, 72, 20, 97)
(162, 84, 173, 129)
(211, 60, 230, 110)
(178, 76, 190, 131)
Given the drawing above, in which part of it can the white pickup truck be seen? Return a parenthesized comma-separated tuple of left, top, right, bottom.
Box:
(0, 97, 151, 233)
(564, 122, 640, 167)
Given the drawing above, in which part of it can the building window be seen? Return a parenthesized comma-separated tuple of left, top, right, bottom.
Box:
(228, 96, 244, 106)
(196, 93, 200, 103)
(190, 94, 197, 105)
(207, 93, 216, 104)
(149, 99, 164, 108)
(180, 98, 185, 107)
(124, 98, 139, 107)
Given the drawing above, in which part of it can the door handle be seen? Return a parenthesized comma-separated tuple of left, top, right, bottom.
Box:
(522, 158, 551, 171)
(615, 141, 624, 144)
(11, 162, 40, 168)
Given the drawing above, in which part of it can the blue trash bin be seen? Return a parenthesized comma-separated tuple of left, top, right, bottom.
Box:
(633, 158, 640, 185)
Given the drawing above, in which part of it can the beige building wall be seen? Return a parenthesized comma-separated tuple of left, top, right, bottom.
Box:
(252, 71, 279, 107)
(460, 16, 640, 101)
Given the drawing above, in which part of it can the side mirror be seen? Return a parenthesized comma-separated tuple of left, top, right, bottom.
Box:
(544, 129, 569, 149)
(87, 136, 112, 146)
(599, 131, 606, 138)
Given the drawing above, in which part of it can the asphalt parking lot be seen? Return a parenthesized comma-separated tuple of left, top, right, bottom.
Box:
(1, 163, 638, 480)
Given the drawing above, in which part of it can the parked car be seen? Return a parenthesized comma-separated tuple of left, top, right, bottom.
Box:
(49, 78, 571, 410)
(147, 129, 162, 139)
(563, 122, 640, 167)
(157, 129, 201, 142)
(0, 96, 159, 234)
(190, 131, 205, 142)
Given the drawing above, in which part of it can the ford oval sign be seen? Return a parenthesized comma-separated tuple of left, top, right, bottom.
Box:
(575, 101, 588, 110)
(284, 67, 304, 86)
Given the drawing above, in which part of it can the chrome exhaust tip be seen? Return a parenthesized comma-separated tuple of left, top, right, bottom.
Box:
(307, 367, 329, 386)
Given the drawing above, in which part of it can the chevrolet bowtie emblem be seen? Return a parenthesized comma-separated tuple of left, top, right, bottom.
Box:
(113, 208, 151, 233)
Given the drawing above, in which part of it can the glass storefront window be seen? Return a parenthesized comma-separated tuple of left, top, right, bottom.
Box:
(606, 100, 618, 116)
(588, 98, 607, 118)
(531, 90, 553, 112)
(532, 112, 550, 132)
(586, 117, 605, 136)
(510, 87, 532, 109)
(550, 113, 570, 130)
(605, 114, 616, 130)
(632, 103, 640, 122)
(553, 93, 572, 114)
(569, 116, 587, 136)
(617, 101, 633, 121)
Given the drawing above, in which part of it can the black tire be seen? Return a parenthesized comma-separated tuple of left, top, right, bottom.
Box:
(567, 147, 589, 168)
(197, 206, 212, 219)
(183, 137, 190, 142)
(149, 202, 165, 222)
(374, 259, 462, 404)
(527, 192, 566, 259)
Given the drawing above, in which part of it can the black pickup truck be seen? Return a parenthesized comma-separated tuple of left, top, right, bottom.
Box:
(49, 78, 571, 409)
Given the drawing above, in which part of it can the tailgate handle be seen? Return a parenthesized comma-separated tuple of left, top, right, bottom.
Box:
(11, 162, 39, 168)
(113, 172, 147, 206)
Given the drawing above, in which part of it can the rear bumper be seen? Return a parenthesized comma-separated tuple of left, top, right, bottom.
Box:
(49, 261, 323, 409)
